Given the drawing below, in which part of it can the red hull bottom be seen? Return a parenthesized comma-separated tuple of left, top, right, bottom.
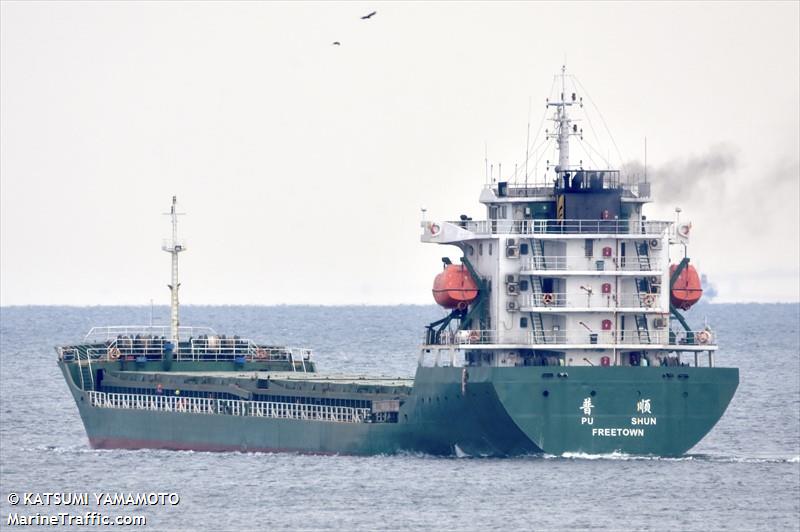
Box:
(88, 437, 339, 455)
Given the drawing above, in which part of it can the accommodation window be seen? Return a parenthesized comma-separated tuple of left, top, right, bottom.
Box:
(520, 243, 529, 255)
(519, 280, 529, 291)
(520, 317, 529, 328)
(479, 243, 483, 255)
(489, 244, 493, 256)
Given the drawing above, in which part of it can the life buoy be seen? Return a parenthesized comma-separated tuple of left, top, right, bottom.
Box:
(642, 294, 655, 307)
(108, 346, 121, 360)
(542, 293, 555, 305)
(430, 223, 441, 236)
(677, 222, 692, 238)
(468, 330, 480, 343)
(255, 348, 268, 360)
(696, 330, 711, 345)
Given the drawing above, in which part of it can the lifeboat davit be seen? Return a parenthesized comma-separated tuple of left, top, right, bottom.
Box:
(432, 264, 478, 309)
(670, 263, 703, 310)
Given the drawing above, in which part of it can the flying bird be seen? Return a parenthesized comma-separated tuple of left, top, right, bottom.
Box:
(360, 11, 376, 20)
(332, 41, 341, 46)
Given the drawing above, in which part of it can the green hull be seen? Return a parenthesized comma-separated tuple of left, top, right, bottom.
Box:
(60, 362, 738, 457)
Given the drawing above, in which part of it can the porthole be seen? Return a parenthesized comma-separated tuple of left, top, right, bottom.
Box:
(542, 390, 549, 397)
(590, 390, 596, 397)
(682, 391, 689, 398)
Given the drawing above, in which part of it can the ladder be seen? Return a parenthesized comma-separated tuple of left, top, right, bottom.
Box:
(634, 314, 651, 344)
(528, 238, 547, 343)
(531, 238, 547, 270)
(632, 240, 652, 343)
(635, 240, 651, 272)
(79, 363, 94, 391)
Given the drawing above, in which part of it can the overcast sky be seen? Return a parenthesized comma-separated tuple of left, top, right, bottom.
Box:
(1, 1, 798, 306)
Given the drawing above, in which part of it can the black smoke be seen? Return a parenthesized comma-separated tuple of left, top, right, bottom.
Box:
(701, 273, 718, 302)
(621, 143, 739, 203)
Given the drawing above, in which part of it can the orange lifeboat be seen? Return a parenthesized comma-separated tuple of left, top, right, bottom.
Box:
(670, 263, 703, 310)
(432, 264, 479, 309)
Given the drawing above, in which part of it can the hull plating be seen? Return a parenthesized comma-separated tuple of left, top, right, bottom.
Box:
(62, 363, 738, 457)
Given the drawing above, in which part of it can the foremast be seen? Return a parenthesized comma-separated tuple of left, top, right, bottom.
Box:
(162, 196, 185, 343)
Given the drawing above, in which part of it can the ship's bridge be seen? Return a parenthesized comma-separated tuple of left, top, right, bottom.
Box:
(479, 170, 652, 205)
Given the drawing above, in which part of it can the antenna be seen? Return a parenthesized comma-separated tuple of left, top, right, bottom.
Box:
(484, 142, 488, 185)
(644, 136, 648, 182)
(525, 96, 531, 188)
(162, 196, 186, 342)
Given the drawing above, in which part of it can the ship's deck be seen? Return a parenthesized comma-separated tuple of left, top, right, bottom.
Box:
(121, 370, 414, 388)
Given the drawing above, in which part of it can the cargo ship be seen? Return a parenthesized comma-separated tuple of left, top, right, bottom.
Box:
(57, 68, 738, 456)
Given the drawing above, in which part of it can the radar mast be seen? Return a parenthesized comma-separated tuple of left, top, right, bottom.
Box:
(546, 65, 582, 172)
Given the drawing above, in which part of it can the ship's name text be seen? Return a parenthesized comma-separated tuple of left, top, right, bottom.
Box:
(592, 427, 645, 437)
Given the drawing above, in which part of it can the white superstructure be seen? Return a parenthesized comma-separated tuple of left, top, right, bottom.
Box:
(419, 68, 715, 369)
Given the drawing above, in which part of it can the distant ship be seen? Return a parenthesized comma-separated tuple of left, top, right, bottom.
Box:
(57, 68, 737, 456)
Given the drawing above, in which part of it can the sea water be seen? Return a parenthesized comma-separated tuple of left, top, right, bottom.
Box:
(1, 304, 798, 531)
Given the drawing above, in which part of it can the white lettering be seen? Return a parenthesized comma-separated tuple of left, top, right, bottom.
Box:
(636, 398, 652, 414)
(589, 427, 645, 437)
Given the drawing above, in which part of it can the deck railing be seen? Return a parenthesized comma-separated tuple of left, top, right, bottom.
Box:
(84, 326, 217, 342)
(58, 337, 313, 365)
(519, 292, 662, 309)
(87, 391, 371, 424)
(424, 329, 715, 347)
(440, 219, 670, 236)
(520, 256, 662, 273)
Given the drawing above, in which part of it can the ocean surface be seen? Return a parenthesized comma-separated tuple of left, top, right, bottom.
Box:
(0, 303, 798, 531)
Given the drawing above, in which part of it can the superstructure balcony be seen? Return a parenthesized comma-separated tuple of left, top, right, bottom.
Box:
(518, 292, 664, 312)
(422, 328, 716, 351)
(421, 218, 670, 243)
(520, 256, 662, 276)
